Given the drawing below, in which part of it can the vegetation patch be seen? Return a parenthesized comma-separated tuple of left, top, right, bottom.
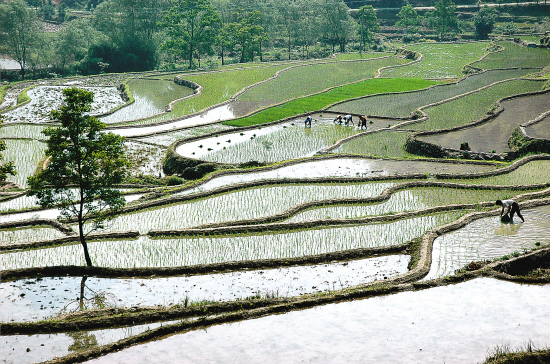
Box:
(224, 78, 440, 127)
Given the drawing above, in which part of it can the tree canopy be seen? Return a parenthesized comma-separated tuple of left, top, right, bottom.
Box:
(474, 6, 497, 40)
(159, 0, 222, 69)
(0, 0, 43, 78)
(426, 0, 461, 39)
(28, 88, 130, 267)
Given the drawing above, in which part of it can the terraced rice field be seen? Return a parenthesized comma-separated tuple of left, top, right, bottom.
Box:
(1, 41, 550, 364)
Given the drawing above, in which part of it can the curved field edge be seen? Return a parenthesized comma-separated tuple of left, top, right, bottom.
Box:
(2, 213, 549, 364)
(222, 78, 440, 127)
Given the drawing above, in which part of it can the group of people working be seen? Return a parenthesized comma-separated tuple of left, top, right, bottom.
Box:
(304, 114, 370, 129)
(305, 113, 526, 224)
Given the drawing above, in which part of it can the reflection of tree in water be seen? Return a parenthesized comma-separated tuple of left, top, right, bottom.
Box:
(60, 276, 117, 315)
(67, 330, 98, 352)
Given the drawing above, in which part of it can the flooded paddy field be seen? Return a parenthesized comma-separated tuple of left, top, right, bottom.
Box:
(108, 104, 235, 137)
(425, 205, 550, 280)
(175, 113, 418, 164)
(2, 321, 176, 364)
(1, 41, 550, 363)
(0, 212, 461, 269)
(330, 68, 534, 118)
(179, 157, 498, 195)
(1, 255, 409, 322)
(419, 91, 550, 153)
(100, 79, 194, 124)
(84, 278, 550, 364)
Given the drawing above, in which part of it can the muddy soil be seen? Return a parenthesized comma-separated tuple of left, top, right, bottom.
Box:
(0, 255, 408, 323)
(525, 115, 550, 139)
(419, 92, 550, 153)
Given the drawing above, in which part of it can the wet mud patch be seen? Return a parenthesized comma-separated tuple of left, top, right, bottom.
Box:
(2, 86, 125, 124)
(0, 255, 409, 323)
(419, 92, 550, 153)
(124, 141, 166, 177)
(524, 114, 550, 140)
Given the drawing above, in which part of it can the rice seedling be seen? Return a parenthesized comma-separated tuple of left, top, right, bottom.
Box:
(471, 41, 550, 69)
(424, 205, 550, 280)
(235, 57, 408, 106)
(410, 79, 544, 131)
(80, 182, 395, 234)
(0, 226, 66, 246)
(287, 186, 530, 222)
(329, 68, 535, 117)
(2, 86, 124, 124)
(1, 211, 464, 269)
(181, 120, 363, 164)
(382, 42, 488, 79)
(1, 139, 47, 188)
(334, 52, 393, 61)
(0, 124, 49, 140)
(334, 130, 413, 158)
(0, 194, 40, 212)
(446, 160, 550, 186)
(224, 78, 439, 127)
(143, 65, 288, 124)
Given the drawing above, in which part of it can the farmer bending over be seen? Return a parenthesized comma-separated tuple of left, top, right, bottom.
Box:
(496, 199, 524, 222)
(359, 115, 368, 130)
(344, 114, 353, 126)
(333, 115, 343, 124)
(305, 115, 312, 127)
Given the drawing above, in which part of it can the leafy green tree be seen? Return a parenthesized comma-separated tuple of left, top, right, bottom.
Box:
(0, 115, 17, 184)
(92, 0, 167, 72)
(474, 6, 497, 40)
(320, 0, 356, 53)
(53, 19, 98, 75)
(224, 10, 266, 63)
(358, 5, 380, 51)
(426, 0, 460, 40)
(159, 0, 221, 69)
(396, 3, 421, 31)
(28, 88, 130, 267)
(0, 0, 43, 79)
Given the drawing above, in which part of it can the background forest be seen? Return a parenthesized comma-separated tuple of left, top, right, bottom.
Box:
(1, 0, 550, 80)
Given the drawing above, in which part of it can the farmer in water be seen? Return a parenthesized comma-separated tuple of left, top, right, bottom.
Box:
(359, 115, 368, 130)
(304, 115, 312, 127)
(344, 114, 353, 126)
(496, 199, 525, 223)
(333, 115, 343, 124)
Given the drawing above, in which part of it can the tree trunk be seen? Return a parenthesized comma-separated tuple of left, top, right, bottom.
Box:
(78, 197, 92, 267)
(79, 222, 93, 267)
